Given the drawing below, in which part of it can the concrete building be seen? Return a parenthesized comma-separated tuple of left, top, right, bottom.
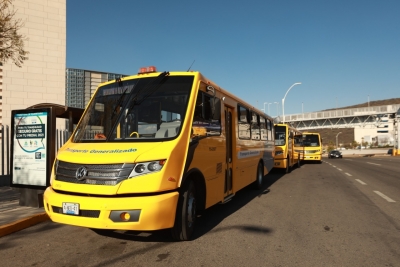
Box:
(1, 0, 66, 128)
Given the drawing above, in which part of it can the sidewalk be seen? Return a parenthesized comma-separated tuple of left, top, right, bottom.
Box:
(0, 187, 49, 238)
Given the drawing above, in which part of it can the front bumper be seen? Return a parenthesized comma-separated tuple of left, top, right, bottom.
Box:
(43, 187, 179, 231)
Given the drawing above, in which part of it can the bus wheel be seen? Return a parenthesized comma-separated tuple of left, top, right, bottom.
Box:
(253, 162, 263, 190)
(171, 180, 197, 241)
(285, 157, 291, 173)
(297, 158, 301, 168)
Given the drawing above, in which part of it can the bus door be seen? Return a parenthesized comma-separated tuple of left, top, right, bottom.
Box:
(224, 106, 234, 198)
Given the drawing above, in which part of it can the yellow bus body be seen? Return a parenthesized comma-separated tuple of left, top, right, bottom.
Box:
(43, 70, 275, 240)
(273, 123, 302, 172)
(296, 132, 322, 163)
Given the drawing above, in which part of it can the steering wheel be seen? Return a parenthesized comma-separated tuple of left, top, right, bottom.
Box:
(129, 131, 139, 138)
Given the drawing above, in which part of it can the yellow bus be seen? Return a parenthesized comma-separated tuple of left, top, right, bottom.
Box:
(274, 123, 302, 172)
(43, 67, 275, 241)
(295, 132, 322, 163)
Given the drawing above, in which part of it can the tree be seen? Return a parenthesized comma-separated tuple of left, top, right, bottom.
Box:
(0, 0, 28, 67)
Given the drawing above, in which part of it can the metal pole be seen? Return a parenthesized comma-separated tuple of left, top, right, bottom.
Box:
(336, 132, 342, 149)
(282, 82, 301, 123)
(263, 102, 268, 114)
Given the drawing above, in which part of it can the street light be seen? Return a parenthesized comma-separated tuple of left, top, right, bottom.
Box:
(267, 102, 272, 115)
(274, 102, 279, 117)
(336, 132, 342, 149)
(263, 102, 268, 114)
(282, 82, 302, 123)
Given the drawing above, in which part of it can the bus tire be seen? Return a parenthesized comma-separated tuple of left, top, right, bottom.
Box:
(253, 162, 263, 190)
(285, 157, 291, 173)
(171, 180, 197, 241)
(297, 158, 301, 168)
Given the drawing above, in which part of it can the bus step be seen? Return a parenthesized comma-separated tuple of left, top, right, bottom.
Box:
(221, 194, 235, 204)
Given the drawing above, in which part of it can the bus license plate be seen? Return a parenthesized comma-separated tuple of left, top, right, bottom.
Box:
(62, 202, 79, 215)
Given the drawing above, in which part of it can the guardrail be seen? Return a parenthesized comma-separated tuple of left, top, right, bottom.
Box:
(283, 104, 400, 122)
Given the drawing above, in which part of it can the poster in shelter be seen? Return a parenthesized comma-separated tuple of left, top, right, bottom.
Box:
(12, 111, 48, 186)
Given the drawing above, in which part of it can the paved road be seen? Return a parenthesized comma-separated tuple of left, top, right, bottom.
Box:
(1, 158, 399, 267)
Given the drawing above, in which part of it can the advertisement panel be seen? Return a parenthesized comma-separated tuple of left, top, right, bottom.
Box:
(10, 108, 51, 188)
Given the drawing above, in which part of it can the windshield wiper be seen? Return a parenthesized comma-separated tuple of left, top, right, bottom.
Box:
(110, 78, 129, 120)
(124, 71, 170, 118)
(106, 71, 170, 141)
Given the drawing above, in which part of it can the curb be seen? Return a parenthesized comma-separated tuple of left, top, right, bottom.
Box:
(0, 212, 49, 238)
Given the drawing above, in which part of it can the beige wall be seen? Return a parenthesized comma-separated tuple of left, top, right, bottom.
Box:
(1, 0, 66, 127)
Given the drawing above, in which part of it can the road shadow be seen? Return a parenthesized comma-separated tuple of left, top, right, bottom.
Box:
(91, 171, 285, 242)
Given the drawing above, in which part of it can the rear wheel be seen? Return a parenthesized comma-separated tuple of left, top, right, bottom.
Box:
(253, 162, 263, 189)
(285, 157, 291, 173)
(171, 180, 197, 241)
(297, 157, 301, 168)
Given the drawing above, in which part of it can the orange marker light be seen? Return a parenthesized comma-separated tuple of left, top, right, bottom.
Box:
(168, 177, 176, 182)
(120, 212, 130, 221)
(138, 66, 157, 74)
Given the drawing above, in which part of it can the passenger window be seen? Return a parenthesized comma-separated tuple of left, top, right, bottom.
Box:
(238, 105, 250, 140)
(192, 90, 221, 136)
(251, 113, 260, 140)
(260, 117, 267, 140)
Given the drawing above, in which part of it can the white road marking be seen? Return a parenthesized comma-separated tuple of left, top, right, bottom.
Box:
(332, 165, 336, 168)
(367, 162, 381, 166)
(355, 179, 367, 185)
(345, 173, 352, 176)
(337, 168, 342, 171)
(373, 191, 396, 203)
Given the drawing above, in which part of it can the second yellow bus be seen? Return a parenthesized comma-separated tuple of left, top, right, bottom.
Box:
(274, 123, 302, 172)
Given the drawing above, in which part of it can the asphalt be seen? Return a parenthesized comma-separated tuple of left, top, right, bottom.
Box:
(0, 150, 395, 238)
(0, 186, 48, 238)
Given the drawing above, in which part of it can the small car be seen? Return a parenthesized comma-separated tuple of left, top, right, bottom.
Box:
(328, 150, 342, 158)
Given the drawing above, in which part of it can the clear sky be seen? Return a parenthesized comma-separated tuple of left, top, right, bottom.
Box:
(66, 0, 400, 117)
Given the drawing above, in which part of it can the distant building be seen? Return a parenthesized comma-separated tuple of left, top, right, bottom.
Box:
(65, 68, 128, 109)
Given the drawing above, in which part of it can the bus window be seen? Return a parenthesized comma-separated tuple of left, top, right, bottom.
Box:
(238, 105, 250, 139)
(260, 117, 267, 140)
(192, 90, 221, 137)
(251, 113, 260, 140)
(267, 119, 273, 140)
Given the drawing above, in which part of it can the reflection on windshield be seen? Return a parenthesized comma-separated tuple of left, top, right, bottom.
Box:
(274, 126, 286, 146)
(73, 75, 194, 142)
(302, 135, 320, 147)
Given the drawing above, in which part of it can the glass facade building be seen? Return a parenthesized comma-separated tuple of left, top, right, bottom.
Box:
(66, 68, 128, 109)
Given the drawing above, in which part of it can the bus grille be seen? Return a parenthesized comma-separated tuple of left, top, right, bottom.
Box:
(51, 206, 101, 218)
(55, 161, 135, 186)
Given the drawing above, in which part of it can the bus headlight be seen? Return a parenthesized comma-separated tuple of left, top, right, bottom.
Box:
(135, 164, 146, 173)
(148, 161, 163, 171)
(129, 160, 166, 178)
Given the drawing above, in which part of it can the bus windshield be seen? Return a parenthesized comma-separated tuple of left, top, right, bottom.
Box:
(274, 125, 286, 146)
(302, 134, 320, 147)
(73, 75, 194, 142)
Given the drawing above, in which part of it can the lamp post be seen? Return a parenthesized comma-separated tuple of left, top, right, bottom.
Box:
(263, 102, 268, 114)
(336, 132, 342, 149)
(282, 82, 301, 123)
(267, 102, 272, 115)
(274, 102, 279, 118)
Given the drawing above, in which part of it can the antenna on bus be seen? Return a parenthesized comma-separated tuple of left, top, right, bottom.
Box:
(187, 60, 195, 71)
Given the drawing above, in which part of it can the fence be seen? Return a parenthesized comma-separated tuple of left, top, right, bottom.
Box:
(0, 125, 70, 186)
